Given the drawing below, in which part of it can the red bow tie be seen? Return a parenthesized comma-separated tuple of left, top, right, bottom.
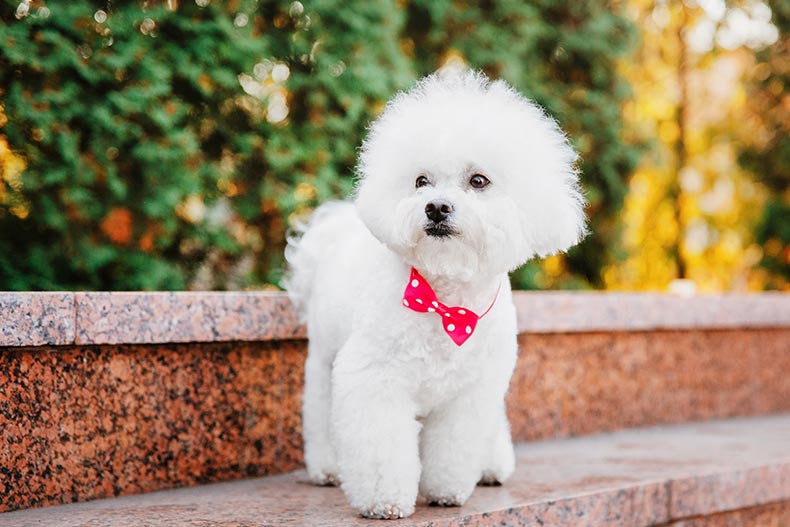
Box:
(402, 267, 500, 346)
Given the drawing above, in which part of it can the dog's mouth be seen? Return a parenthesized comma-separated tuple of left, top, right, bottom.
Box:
(424, 223, 457, 238)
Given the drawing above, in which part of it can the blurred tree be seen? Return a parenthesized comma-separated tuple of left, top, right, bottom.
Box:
(1, 1, 271, 289)
(1, 0, 638, 290)
(605, 0, 773, 292)
(739, 0, 790, 288)
(0, 0, 411, 289)
(403, 0, 641, 289)
(232, 0, 414, 287)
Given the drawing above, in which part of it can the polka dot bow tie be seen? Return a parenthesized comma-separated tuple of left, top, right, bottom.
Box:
(402, 267, 500, 347)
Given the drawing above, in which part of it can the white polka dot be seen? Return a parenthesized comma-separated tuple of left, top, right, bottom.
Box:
(444, 313, 450, 317)
(465, 325, 472, 334)
(416, 298, 423, 304)
(447, 324, 455, 332)
(458, 309, 466, 315)
(428, 307, 435, 312)
(411, 279, 419, 287)
(403, 299, 409, 307)
(432, 301, 438, 307)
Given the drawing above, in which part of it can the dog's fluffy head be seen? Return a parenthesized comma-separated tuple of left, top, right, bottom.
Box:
(355, 71, 586, 281)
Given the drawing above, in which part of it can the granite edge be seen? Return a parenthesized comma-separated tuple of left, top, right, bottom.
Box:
(5, 450, 790, 526)
(2, 291, 790, 348)
(0, 292, 75, 347)
(419, 459, 790, 527)
(668, 459, 790, 518)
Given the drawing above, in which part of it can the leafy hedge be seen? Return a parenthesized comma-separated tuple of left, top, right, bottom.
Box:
(740, 0, 790, 287)
(0, 0, 638, 290)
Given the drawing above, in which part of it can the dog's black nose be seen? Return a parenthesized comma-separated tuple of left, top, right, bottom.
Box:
(425, 199, 454, 223)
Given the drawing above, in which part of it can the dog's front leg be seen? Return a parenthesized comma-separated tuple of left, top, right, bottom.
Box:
(331, 340, 421, 519)
(479, 400, 515, 486)
(418, 389, 499, 506)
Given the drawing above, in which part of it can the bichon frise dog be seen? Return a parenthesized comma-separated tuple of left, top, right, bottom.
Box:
(285, 70, 586, 519)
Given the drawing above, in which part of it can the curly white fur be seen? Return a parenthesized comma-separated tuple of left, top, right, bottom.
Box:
(284, 70, 586, 519)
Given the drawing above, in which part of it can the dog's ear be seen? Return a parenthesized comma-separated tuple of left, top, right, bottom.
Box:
(353, 164, 390, 244)
(503, 94, 588, 259)
(521, 169, 587, 259)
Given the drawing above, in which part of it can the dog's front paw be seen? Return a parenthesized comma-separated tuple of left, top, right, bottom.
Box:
(477, 471, 504, 486)
(478, 434, 515, 487)
(421, 478, 475, 508)
(423, 489, 471, 508)
(348, 480, 417, 520)
(346, 474, 418, 519)
(420, 465, 476, 508)
(359, 502, 415, 520)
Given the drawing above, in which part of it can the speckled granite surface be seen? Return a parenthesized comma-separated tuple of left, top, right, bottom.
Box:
(507, 328, 790, 441)
(2, 415, 790, 527)
(0, 341, 304, 512)
(3, 291, 790, 347)
(2, 328, 790, 513)
(74, 292, 304, 345)
(513, 291, 790, 333)
(0, 293, 74, 346)
(669, 501, 790, 526)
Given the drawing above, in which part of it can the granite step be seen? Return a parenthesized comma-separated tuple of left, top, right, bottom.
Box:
(2, 414, 790, 527)
(3, 292, 790, 513)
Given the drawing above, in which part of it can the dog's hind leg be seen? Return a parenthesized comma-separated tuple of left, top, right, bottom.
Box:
(302, 345, 339, 486)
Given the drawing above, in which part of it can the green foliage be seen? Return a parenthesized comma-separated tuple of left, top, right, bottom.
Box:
(2, 1, 268, 289)
(404, 0, 641, 288)
(754, 200, 790, 284)
(1, 0, 638, 290)
(740, 0, 790, 287)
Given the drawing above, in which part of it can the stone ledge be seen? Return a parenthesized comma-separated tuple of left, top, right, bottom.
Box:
(2, 414, 789, 527)
(2, 291, 790, 347)
(669, 501, 790, 526)
(513, 291, 790, 333)
(73, 292, 303, 345)
(0, 292, 74, 347)
(4, 329, 789, 512)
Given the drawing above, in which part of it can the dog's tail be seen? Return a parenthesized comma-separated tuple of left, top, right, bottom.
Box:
(282, 200, 353, 322)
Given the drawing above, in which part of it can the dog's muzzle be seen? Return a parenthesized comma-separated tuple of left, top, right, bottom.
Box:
(425, 199, 453, 223)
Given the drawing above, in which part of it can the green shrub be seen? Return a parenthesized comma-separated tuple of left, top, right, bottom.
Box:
(740, 0, 790, 288)
(0, 0, 637, 290)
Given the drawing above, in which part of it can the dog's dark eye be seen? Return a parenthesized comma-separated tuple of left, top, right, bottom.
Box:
(415, 175, 430, 189)
(469, 174, 490, 189)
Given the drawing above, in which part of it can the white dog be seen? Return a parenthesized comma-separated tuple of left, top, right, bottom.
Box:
(285, 70, 586, 519)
